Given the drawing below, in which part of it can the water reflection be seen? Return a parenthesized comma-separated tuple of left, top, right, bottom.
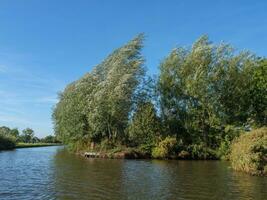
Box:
(0, 146, 266, 200)
(53, 148, 126, 200)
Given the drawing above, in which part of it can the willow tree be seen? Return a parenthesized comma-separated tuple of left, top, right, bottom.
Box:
(53, 34, 145, 147)
(249, 59, 267, 126)
(158, 36, 259, 147)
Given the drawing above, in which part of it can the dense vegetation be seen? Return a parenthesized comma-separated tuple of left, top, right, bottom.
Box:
(53, 34, 266, 162)
(0, 133, 16, 150)
(0, 126, 59, 150)
(230, 127, 267, 176)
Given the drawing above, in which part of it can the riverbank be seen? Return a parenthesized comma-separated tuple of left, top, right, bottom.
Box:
(82, 149, 150, 159)
(15, 143, 62, 148)
(80, 148, 218, 160)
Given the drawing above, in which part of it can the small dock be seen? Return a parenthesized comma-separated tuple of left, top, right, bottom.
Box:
(84, 152, 100, 158)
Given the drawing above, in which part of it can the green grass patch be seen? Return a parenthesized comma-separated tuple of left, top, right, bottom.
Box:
(16, 143, 62, 148)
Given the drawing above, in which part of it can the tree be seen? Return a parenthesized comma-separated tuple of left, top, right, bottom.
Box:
(128, 102, 161, 149)
(249, 59, 267, 126)
(21, 128, 34, 143)
(53, 34, 145, 148)
(0, 126, 11, 135)
(0, 126, 19, 141)
(42, 135, 58, 143)
(10, 128, 19, 138)
(158, 35, 259, 148)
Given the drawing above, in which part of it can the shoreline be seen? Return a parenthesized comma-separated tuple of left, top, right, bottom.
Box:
(15, 143, 62, 148)
(81, 150, 220, 160)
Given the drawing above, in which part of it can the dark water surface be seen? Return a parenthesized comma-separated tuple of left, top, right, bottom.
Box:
(0, 146, 266, 200)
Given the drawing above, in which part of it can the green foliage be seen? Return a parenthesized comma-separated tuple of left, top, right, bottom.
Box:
(230, 127, 267, 176)
(152, 136, 177, 159)
(53, 34, 145, 146)
(41, 135, 59, 143)
(0, 126, 19, 141)
(217, 138, 232, 160)
(249, 59, 267, 126)
(158, 35, 262, 150)
(51, 34, 266, 164)
(0, 125, 59, 149)
(16, 143, 59, 148)
(99, 139, 117, 151)
(128, 102, 161, 149)
(177, 150, 191, 159)
(186, 143, 217, 160)
(20, 128, 35, 143)
(0, 133, 16, 150)
(217, 125, 241, 159)
(0, 126, 18, 150)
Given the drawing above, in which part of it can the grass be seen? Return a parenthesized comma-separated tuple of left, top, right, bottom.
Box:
(16, 143, 62, 148)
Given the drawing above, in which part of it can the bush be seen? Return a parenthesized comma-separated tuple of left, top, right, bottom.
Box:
(187, 143, 218, 159)
(0, 134, 16, 150)
(230, 127, 267, 176)
(217, 138, 231, 160)
(152, 136, 177, 159)
(217, 125, 241, 160)
(177, 150, 191, 159)
(100, 139, 117, 151)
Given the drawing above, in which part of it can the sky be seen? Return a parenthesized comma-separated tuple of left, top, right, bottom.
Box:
(0, 0, 266, 137)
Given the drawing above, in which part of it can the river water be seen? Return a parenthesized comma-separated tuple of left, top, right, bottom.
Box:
(0, 146, 266, 200)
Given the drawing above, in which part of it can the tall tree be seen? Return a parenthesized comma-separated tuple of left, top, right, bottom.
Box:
(158, 35, 259, 147)
(249, 59, 267, 126)
(53, 34, 145, 146)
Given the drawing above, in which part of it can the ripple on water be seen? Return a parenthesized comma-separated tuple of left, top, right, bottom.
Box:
(0, 147, 266, 200)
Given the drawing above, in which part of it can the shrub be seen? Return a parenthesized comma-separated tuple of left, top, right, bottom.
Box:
(138, 143, 155, 154)
(100, 139, 117, 151)
(177, 150, 191, 159)
(230, 127, 267, 176)
(152, 136, 177, 159)
(217, 125, 241, 160)
(0, 134, 16, 150)
(217, 138, 231, 160)
(187, 143, 218, 159)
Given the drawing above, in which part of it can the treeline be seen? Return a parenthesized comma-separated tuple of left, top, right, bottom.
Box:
(53, 34, 266, 159)
(0, 126, 59, 150)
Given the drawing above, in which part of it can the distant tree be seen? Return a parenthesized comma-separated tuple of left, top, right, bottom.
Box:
(0, 126, 20, 141)
(32, 136, 40, 143)
(42, 135, 58, 143)
(0, 126, 11, 135)
(10, 128, 19, 138)
(0, 126, 17, 149)
(21, 128, 35, 143)
(0, 134, 16, 150)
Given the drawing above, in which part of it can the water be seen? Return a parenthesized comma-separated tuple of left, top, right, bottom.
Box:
(0, 146, 266, 200)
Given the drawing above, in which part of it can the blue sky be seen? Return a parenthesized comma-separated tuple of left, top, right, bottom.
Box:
(0, 0, 266, 137)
